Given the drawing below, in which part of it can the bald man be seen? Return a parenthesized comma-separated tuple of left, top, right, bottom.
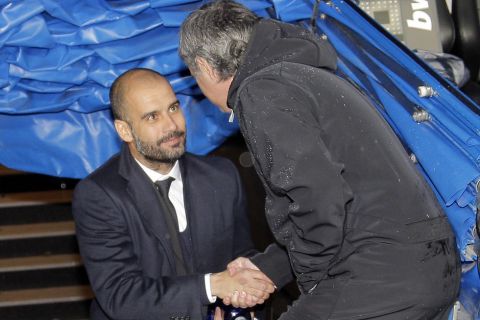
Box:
(72, 68, 274, 320)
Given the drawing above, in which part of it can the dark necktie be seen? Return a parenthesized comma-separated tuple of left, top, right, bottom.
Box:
(154, 177, 187, 275)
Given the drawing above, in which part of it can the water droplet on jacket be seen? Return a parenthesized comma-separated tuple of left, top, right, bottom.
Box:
(289, 202, 300, 212)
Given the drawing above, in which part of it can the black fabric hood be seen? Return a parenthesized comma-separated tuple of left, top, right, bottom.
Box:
(227, 19, 338, 109)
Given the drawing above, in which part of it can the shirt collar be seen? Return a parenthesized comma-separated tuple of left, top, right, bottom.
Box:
(134, 158, 182, 183)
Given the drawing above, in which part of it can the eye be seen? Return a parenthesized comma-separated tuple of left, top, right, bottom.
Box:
(169, 103, 180, 113)
(146, 112, 158, 121)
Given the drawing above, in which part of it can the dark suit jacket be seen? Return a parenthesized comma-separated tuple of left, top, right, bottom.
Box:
(72, 145, 256, 320)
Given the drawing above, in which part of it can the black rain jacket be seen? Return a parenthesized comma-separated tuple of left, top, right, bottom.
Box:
(228, 19, 461, 319)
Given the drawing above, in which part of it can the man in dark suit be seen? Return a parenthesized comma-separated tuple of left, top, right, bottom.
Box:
(72, 68, 275, 320)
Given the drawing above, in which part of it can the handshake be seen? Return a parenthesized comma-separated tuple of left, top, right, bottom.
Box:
(210, 257, 276, 309)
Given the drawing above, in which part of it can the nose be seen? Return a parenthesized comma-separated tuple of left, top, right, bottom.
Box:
(162, 113, 178, 131)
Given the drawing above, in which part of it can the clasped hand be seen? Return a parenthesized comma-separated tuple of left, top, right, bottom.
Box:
(210, 257, 275, 308)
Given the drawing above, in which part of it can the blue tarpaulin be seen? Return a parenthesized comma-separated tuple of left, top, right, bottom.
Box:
(0, 0, 479, 317)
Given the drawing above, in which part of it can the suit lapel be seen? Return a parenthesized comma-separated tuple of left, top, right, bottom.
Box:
(179, 156, 196, 273)
(180, 155, 217, 272)
(118, 145, 176, 271)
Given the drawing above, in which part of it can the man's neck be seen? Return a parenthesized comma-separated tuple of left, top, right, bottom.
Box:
(137, 157, 174, 175)
(129, 146, 174, 174)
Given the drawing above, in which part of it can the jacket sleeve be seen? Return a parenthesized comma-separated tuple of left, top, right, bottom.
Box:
(251, 242, 294, 289)
(224, 158, 295, 288)
(72, 179, 208, 319)
(236, 75, 353, 292)
(228, 159, 259, 259)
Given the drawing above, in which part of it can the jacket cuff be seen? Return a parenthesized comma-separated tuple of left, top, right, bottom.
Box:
(204, 273, 217, 303)
(199, 273, 214, 305)
(251, 243, 294, 289)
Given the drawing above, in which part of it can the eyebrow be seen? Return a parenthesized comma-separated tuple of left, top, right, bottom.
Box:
(168, 100, 180, 109)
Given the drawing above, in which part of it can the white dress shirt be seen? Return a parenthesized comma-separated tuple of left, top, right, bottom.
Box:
(135, 159, 186, 232)
(134, 158, 216, 303)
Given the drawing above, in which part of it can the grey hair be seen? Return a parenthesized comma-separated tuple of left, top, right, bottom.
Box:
(179, 0, 260, 80)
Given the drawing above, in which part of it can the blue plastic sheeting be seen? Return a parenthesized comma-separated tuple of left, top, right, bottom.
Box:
(0, 0, 274, 178)
(1, 0, 479, 316)
(0, 110, 120, 176)
(460, 263, 480, 318)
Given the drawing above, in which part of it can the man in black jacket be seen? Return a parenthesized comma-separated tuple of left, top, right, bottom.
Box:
(72, 68, 274, 319)
(179, 1, 461, 319)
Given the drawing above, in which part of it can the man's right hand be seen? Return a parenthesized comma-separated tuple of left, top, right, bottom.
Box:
(227, 257, 260, 275)
(210, 268, 275, 308)
(224, 257, 276, 307)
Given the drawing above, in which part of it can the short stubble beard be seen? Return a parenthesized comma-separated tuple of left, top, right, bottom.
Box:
(131, 127, 186, 164)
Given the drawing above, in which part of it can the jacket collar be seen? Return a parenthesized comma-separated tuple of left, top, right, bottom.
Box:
(134, 157, 182, 184)
(117, 144, 196, 273)
(118, 144, 179, 269)
(227, 19, 337, 110)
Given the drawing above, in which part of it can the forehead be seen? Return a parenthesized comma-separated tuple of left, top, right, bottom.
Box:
(122, 75, 176, 115)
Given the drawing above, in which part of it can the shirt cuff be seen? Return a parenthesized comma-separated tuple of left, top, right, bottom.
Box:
(204, 273, 217, 303)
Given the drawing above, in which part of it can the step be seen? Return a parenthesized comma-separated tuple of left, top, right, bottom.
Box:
(0, 203, 73, 226)
(0, 265, 90, 291)
(0, 174, 78, 194)
(0, 190, 73, 208)
(0, 300, 90, 320)
(0, 254, 82, 273)
(0, 221, 76, 241)
(0, 285, 94, 307)
(0, 166, 24, 176)
(0, 235, 79, 259)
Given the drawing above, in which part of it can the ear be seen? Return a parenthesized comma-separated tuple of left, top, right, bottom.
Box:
(196, 57, 220, 81)
(114, 119, 133, 143)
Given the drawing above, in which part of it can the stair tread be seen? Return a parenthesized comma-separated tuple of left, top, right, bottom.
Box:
(0, 285, 94, 307)
(0, 254, 82, 272)
(0, 221, 76, 241)
(0, 190, 73, 208)
(0, 166, 24, 176)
